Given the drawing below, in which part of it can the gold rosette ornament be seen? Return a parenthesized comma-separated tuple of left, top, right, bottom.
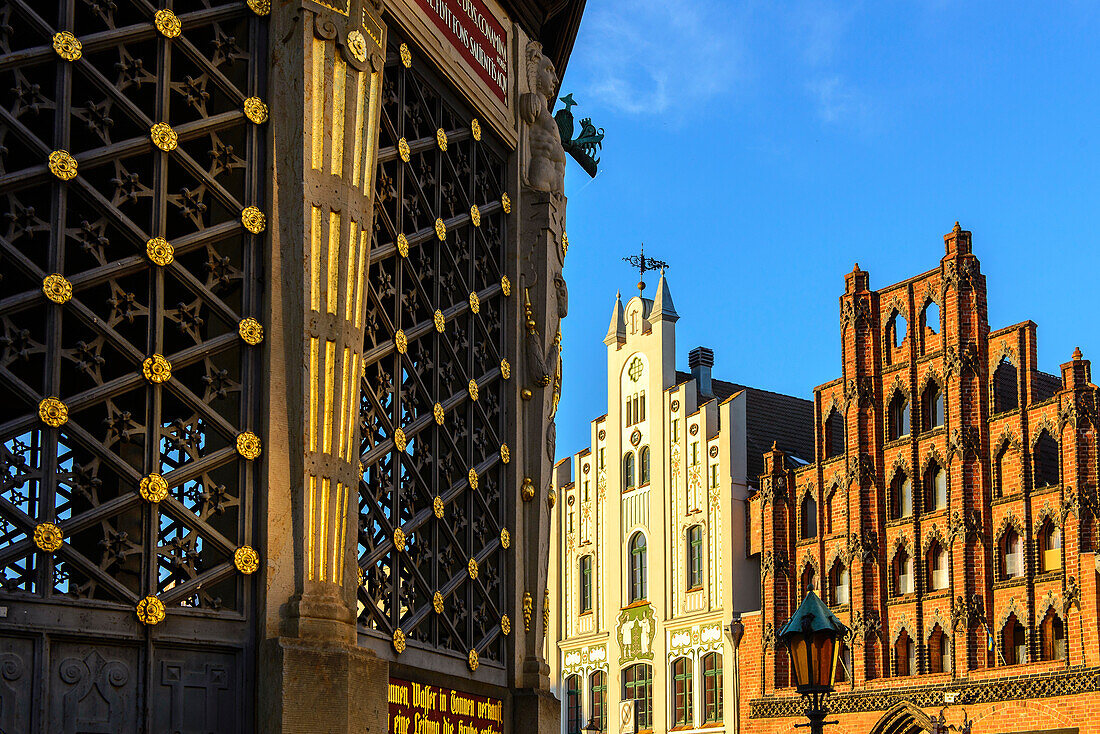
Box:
(436, 128, 448, 151)
(153, 9, 181, 38)
(136, 595, 166, 625)
(434, 218, 446, 241)
(501, 276, 511, 296)
(500, 358, 510, 379)
(146, 236, 174, 266)
(433, 403, 444, 425)
(433, 496, 444, 518)
(38, 398, 68, 428)
(500, 443, 510, 464)
(433, 309, 445, 333)
(469, 291, 480, 313)
(467, 379, 479, 401)
(139, 473, 169, 503)
(399, 43, 412, 68)
(48, 150, 77, 181)
(346, 30, 367, 62)
(238, 318, 264, 345)
(501, 614, 511, 636)
(247, 0, 270, 15)
(396, 233, 409, 257)
(501, 192, 511, 214)
(236, 431, 261, 460)
(468, 469, 478, 491)
(33, 522, 63, 553)
(393, 528, 406, 551)
(234, 545, 259, 574)
(243, 96, 269, 124)
(150, 122, 178, 152)
(467, 558, 478, 580)
(394, 330, 408, 354)
(393, 427, 407, 452)
(471, 118, 482, 141)
(470, 204, 481, 227)
(42, 274, 72, 304)
(142, 354, 172, 383)
(398, 137, 410, 163)
(393, 629, 406, 653)
(433, 591, 444, 614)
(500, 528, 510, 549)
(241, 206, 266, 234)
(52, 31, 81, 61)
(467, 649, 479, 672)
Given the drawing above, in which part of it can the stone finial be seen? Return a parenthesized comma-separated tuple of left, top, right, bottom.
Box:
(853, 263, 861, 272)
(953, 221, 962, 232)
(1073, 346, 1083, 361)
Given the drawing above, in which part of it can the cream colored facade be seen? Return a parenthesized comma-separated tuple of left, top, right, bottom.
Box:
(548, 275, 813, 734)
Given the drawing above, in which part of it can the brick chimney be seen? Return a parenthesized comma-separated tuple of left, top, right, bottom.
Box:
(689, 346, 714, 398)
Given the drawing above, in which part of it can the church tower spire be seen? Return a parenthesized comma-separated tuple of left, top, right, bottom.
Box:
(604, 291, 627, 346)
(650, 269, 678, 323)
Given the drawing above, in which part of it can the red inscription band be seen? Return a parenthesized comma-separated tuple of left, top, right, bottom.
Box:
(413, 0, 509, 103)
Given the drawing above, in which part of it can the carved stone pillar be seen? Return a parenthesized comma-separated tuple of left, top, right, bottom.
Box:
(260, 1, 387, 730)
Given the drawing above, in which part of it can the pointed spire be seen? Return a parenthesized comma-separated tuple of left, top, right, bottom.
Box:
(649, 269, 679, 323)
(604, 291, 626, 346)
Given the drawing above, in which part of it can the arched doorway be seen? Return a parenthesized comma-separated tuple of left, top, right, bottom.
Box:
(870, 701, 933, 734)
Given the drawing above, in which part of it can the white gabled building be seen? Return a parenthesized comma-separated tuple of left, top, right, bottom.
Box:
(547, 274, 814, 734)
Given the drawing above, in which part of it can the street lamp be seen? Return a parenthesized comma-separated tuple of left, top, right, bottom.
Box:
(583, 716, 602, 734)
(777, 590, 849, 734)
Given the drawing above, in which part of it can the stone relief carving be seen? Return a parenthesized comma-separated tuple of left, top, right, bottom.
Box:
(520, 41, 566, 194)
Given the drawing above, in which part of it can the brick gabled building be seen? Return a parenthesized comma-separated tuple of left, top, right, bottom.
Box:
(742, 224, 1100, 734)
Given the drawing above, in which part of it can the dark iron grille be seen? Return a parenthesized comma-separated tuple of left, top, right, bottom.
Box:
(359, 24, 510, 668)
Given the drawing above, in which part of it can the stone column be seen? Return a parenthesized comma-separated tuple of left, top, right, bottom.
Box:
(260, 1, 388, 730)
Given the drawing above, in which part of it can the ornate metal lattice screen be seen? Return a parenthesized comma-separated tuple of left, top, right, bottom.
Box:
(0, 1, 265, 730)
(358, 26, 512, 671)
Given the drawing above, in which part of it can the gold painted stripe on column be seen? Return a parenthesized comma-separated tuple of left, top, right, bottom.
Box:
(345, 352, 360, 462)
(345, 219, 359, 323)
(327, 210, 340, 315)
(337, 480, 349, 583)
(307, 474, 317, 580)
(331, 56, 347, 176)
(323, 339, 336, 454)
(354, 228, 368, 329)
(311, 38, 326, 170)
(337, 346, 351, 459)
(362, 71, 382, 196)
(351, 70, 366, 186)
(332, 481, 345, 584)
(319, 477, 331, 582)
(309, 337, 319, 452)
(310, 206, 322, 312)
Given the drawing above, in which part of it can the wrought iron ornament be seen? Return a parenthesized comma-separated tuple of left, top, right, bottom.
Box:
(622, 243, 669, 294)
(554, 94, 604, 177)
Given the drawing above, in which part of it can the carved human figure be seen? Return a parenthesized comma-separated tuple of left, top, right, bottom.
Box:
(521, 42, 566, 194)
(554, 273, 568, 318)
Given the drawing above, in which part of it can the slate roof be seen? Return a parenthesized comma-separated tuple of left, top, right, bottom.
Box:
(676, 371, 815, 485)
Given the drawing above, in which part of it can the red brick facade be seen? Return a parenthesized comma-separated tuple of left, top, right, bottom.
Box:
(742, 224, 1100, 733)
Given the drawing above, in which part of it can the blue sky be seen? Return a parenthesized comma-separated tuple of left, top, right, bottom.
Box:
(553, 0, 1100, 460)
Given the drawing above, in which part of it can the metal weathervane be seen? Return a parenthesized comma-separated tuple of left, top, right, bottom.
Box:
(623, 244, 669, 294)
(555, 93, 604, 177)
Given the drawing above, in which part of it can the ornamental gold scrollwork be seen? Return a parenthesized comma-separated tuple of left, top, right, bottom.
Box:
(150, 122, 178, 151)
(394, 528, 407, 551)
(501, 615, 511, 635)
(48, 150, 77, 180)
(247, 0, 270, 15)
(394, 330, 408, 354)
(234, 546, 259, 574)
(500, 528, 510, 548)
(243, 97, 269, 124)
(500, 444, 510, 464)
(33, 523, 63, 553)
(238, 318, 264, 345)
(42, 274, 72, 304)
(393, 629, 406, 653)
(467, 558, 478, 579)
(469, 204, 481, 227)
(501, 276, 511, 296)
(471, 119, 482, 140)
(434, 218, 446, 240)
(543, 588, 550, 637)
(500, 358, 511, 379)
(241, 206, 266, 234)
(469, 291, 480, 313)
(501, 192, 511, 214)
(523, 592, 533, 631)
(398, 138, 410, 162)
(346, 30, 367, 62)
(467, 649, 479, 672)
(399, 43, 412, 68)
(146, 237, 174, 266)
(154, 9, 181, 38)
(433, 309, 445, 333)
(468, 469, 479, 490)
(468, 379, 479, 401)
(139, 473, 169, 503)
(397, 233, 409, 257)
(433, 403, 444, 425)
(136, 596, 166, 625)
(142, 354, 172, 383)
(433, 591, 444, 614)
(52, 32, 81, 61)
(38, 398, 68, 427)
(394, 427, 407, 452)
(236, 431, 261, 460)
(433, 497, 444, 518)
(436, 128, 448, 151)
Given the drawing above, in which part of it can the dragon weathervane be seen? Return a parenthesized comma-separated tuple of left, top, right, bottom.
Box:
(623, 244, 669, 295)
(554, 93, 604, 177)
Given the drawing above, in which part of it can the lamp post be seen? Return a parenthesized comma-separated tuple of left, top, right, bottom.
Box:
(584, 716, 602, 734)
(777, 590, 850, 734)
